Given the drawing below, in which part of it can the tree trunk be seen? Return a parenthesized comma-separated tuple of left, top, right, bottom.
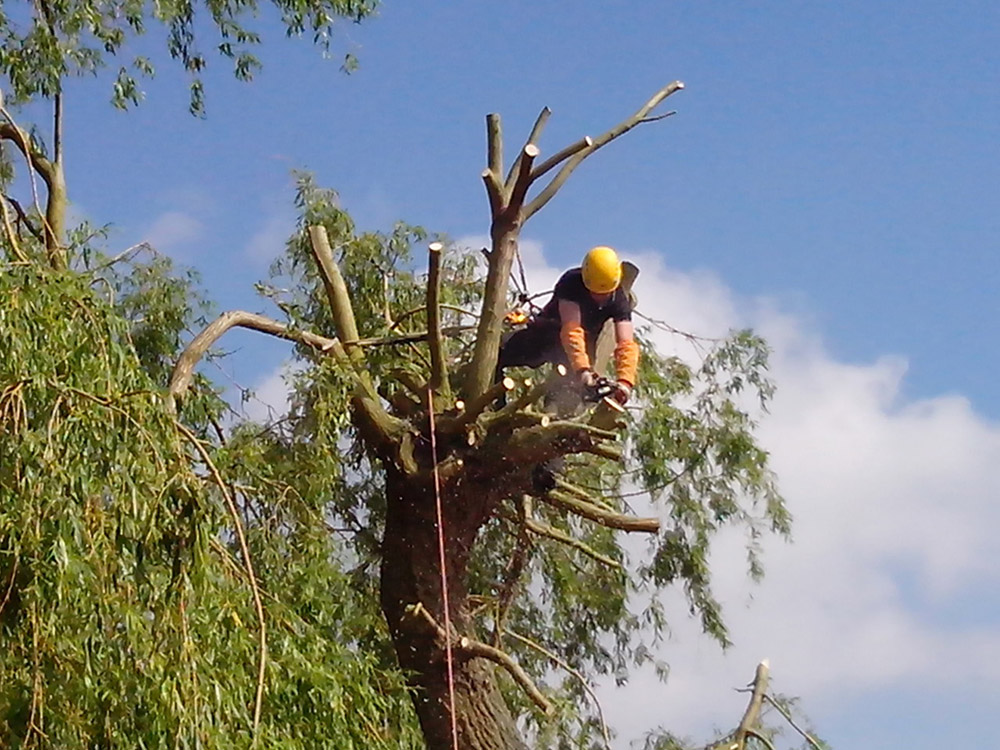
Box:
(380, 468, 529, 750)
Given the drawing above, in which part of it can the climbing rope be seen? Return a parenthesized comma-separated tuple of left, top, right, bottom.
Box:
(427, 388, 460, 749)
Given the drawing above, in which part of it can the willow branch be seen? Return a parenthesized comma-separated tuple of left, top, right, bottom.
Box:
(426, 242, 449, 395)
(169, 311, 341, 407)
(762, 694, 823, 750)
(524, 81, 684, 220)
(449, 376, 516, 430)
(495, 364, 566, 418)
(505, 106, 551, 191)
(5, 196, 43, 242)
(0, 110, 63, 266)
(734, 660, 770, 750)
(390, 303, 479, 331)
(486, 113, 503, 182)
(177, 423, 267, 737)
(481, 169, 503, 216)
(507, 143, 540, 214)
(389, 368, 429, 402)
(552, 476, 616, 511)
(410, 602, 553, 715)
(525, 516, 620, 568)
(53, 90, 62, 167)
(492, 496, 532, 646)
(307, 225, 361, 353)
(529, 136, 593, 182)
(0, 121, 55, 195)
(505, 629, 612, 749)
(744, 729, 776, 750)
(1, 197, 27, 262)
(542, 489, 659, 533)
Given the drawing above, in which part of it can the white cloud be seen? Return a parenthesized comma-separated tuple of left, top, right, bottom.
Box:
(143, 210, 203, 257)
(240, 363, 298, 424)
(244, 212, 293, 265)
(509, 242, 1000, 746)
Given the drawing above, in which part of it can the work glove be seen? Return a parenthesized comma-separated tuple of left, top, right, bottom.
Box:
(611, 380, 632, 405)
(578, 368, 599, 388)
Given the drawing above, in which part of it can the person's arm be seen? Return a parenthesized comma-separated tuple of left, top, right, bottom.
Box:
(558, 299, 596, 384)
(612, 319, 639, 403)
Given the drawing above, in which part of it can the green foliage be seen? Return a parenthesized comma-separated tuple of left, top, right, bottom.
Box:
(0, 253, 421, 748)
(0, 0, 379, 113)
(243, 176, 793, 748)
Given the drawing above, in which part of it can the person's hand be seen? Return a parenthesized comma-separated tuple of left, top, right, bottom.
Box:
(611, 380, 632, 405)
(578, 369, 599, 388)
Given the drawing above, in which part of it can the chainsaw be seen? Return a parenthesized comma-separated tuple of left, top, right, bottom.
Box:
(582, 375, 618, 403)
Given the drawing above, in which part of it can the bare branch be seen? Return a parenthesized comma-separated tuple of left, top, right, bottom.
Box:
(494, 364, 567, 418)
(53, 90, 62, 167)
(0, 107, 64, 267)
(761, 694, 824, 750)
(524, 81, 684, 221)
(390, 303, 479, 331)
(505, 106, 551, 191)
(492, 496, 532, 646)
(449, 376, 516, 430)
(169, 311, 337, 407)
(89, 241, 154, 272)
(542, 489, 659, 533)
(5, 196, 43, 242)
(1, 197, 27, 263)
(426, 242, 450, 396)
(408, 602, 554, 716)
(307, 225, 362, 351)
(482, 168, 503, 216)
(505, 629, 612, 749)
(389, 368, 430, 403)
(551, 476, 616, 511)
(525, 516, 620, 568)
(529, 136, 593, 182)
(744, 730, 776, 750)
(486, 113, 503, 182)
(734, 660, 770, 750)
(507, 144, 540, 215)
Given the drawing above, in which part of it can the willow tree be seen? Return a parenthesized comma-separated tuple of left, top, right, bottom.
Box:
(0, 1, 429, 748)
(168, 83, 791, 749)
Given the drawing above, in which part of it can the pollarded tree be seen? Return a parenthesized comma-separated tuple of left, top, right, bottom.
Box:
(169, 85, 791, 749)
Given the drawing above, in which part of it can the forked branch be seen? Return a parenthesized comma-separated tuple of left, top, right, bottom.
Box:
(407, 602, 553, 715)
(524, 81, 684, 220)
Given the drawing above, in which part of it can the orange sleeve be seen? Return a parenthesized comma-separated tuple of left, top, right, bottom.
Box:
(614, 338, 639, 386)
(560, 321, 592, 372)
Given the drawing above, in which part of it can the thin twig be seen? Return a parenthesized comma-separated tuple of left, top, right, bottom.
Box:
(505, 629, 612, 749)
(177, 421, 268, 738)
(762, 694, 824, 750)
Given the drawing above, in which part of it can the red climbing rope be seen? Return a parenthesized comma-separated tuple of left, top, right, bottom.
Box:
(427, 388, 459, 750)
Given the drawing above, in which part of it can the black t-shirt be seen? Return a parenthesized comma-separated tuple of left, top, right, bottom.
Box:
(538, 268, 632, 334)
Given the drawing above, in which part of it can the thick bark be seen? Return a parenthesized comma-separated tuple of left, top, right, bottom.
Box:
(380, 468, 529, 750)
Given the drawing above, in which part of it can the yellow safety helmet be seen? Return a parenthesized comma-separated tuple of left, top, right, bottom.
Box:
(581, 246, 622, 294)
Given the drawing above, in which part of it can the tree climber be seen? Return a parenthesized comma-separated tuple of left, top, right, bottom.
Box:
(497, 246, 639, 405)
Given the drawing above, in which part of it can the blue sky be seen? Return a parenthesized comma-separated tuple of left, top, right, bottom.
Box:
(23, 1, 1000, 747)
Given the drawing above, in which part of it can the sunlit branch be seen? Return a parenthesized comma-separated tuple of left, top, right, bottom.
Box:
(407, 602, 554, 716)
(542, 489, 659, 533)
